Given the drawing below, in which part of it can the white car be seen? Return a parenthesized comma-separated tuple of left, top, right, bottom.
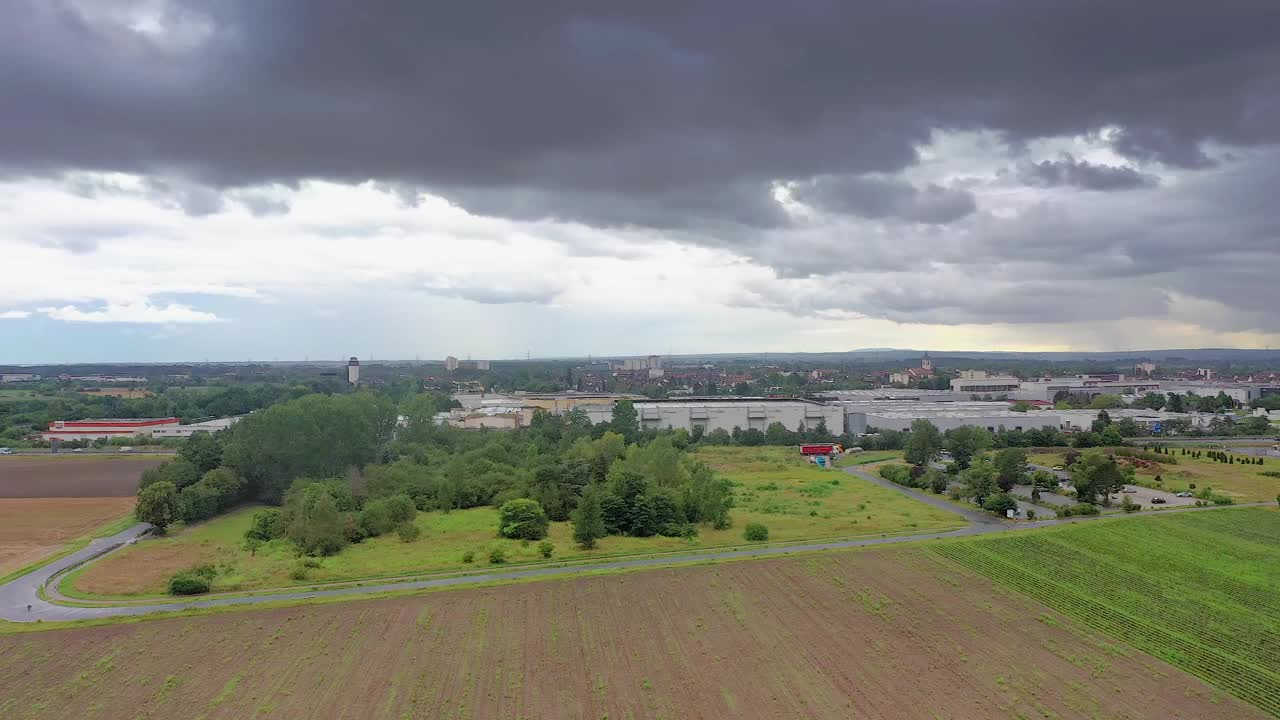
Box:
(1175, 491, 1193, 498)
(0, 447, 12, 455)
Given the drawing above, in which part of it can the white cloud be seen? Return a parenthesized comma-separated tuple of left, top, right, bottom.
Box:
(0, 309, 31, 319)
(36, 301, 221, 324)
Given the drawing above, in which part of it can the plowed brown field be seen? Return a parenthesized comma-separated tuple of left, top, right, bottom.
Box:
(0, 549, 1263, 720)
(0, 456, 162, 497)
(0, 497, 135, 576)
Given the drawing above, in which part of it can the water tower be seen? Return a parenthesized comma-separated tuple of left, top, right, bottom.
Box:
(347, 356, 360, 385)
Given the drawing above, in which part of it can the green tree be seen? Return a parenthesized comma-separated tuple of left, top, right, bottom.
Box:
(498, 498, 550, 540)
(285, 483, 348, 556)
(136, 481, 181, 534)
(1165, 393, 1185, 413)
(245, 508, 284, 541)
(743, 523, 769, 542)
(904, 419, 943, 466)
(398, 393, 439, 443)
(572, 484, 607, 548)
(1091, 410, 1113, 433)
(1070, 453, 1130, 506)
(178, 431, 225, 475)
(962, 456, 999, 505)
(609, 399, 639, 442)
(993, 447, 1029, 491)
(945, 425, 992, 470)
(764, 421, 795, 445)
(982, 492, 1019, 516)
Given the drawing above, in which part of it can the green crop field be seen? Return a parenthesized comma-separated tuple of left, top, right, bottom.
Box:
(66, 446, 961, 598)
(935, 508, 1280, 717)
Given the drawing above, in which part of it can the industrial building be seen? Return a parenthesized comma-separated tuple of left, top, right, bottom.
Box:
(0, 373, 40, 383)
(632, 397, 844, 434)
(950, 370, 1021, 394)
(43, 418, 181, 441)
(44, 416, 243, 441)
(1157, 382, 1280, 406)
(149, 416, 244, 438)
(1013, 376, 1161, 402)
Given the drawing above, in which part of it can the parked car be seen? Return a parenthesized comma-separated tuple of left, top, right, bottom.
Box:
(0, 447, 12, 455)
(1122, 487, 1138, 493)
(1051, 465, 1064, 471)
(119, 446, 133, 453)
(1175, 491, 1193, 498)
(1151, 497, 1167, 504)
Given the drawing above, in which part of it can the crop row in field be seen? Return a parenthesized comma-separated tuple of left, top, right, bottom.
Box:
(934, 508, 1280, 717)
(0, 548, 1262, 719)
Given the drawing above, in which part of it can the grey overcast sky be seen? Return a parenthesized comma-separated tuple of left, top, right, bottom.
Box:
(3, 0, 1280, 362)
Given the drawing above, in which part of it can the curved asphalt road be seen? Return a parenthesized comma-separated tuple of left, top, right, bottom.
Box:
(1, 465, 1267, 623)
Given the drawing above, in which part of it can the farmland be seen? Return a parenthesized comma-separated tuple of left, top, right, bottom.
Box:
(0, 498, 135, 579)
(2, 547, 1263, 720)
(935, 507, 1280, 717)
(66, 446, 962, 597)
(0, 456, 164, 498)
(1030, 448, 1280, 502)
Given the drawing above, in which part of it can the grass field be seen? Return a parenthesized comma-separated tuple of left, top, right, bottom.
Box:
(935, 507, 1280, 717)
(67, 446, 962, 597)
(4, 546, 1264, 720)
(1030, 448, 1280, 501)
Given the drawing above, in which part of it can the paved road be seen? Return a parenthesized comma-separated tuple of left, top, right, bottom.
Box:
(1, 465, 1269, 623)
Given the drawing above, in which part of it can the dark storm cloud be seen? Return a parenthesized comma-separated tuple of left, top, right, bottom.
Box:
(4, 0, 1280, 224)
(791, 176, 976, 224)
(1017, 154, 1159, 191)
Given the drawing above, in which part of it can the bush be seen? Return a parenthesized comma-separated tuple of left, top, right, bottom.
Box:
(246, 508, 284, 541)
(462, 550, 475, 563)
(1120, 496, 1140, 513)
(1025, 509, 1036, 520)
(498, 499, 550, 540)
(1056, 503, 1101, 518)
(396, 521, 421, 543)
(168, 572, 211, 595)
(981, 493, 1019, 516)
(488, 547, 508, 564)
(877, 464, 913, 486)
(743, 523, 770, 542)
(289, 563, 311, 581)
(929, 473, 948, 494)
(537, 540, 554, 558)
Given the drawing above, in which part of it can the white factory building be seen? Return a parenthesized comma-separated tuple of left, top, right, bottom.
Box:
(949, 370, 1022, 394)
(633, 397, 843, 433)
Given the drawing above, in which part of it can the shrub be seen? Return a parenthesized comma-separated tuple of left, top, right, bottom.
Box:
(488, 547, 508, 564)
(743, 523, 770, 542)
(1120, 496, 1141, 513)
(289, 563, 311, 581)
(981, 493, 1019, 516)
(929, 473, 948, 494)
(1056, 503, 1101, 517)
(245, 508, 284, 541)
(537, 540, 554, 558)
(168, 572, 211, 595)
(498, 499, 550, 540)
(396, 521, 421, 543)
(462, 550, 475, 563)
(1025, 509, 1036, 520)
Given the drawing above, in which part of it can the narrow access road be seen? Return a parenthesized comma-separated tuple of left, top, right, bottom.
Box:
(1, 466, 1269, 623)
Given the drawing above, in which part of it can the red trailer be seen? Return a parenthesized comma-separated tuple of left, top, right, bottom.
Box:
(800, 443, 843, 456)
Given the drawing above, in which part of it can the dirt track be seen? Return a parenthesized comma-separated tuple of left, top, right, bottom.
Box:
(0, 457, 161, 497)
(0, 548, 1261, 720)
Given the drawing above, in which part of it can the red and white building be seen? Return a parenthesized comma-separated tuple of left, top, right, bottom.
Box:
(43, 418, 180, 442)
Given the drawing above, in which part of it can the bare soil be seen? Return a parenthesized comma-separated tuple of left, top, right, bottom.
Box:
(0, 457, 162, 497)
(0, 548, 1263, 720)
(0, 497, 135, 576)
